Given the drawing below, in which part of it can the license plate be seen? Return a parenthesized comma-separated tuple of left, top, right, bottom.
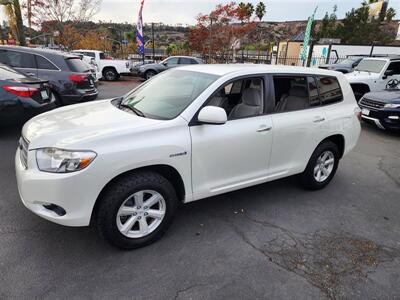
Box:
(41, 90, 48, 99)
(361, 108, 370, 116)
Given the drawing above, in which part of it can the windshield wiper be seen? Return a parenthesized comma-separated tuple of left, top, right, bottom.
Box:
(119, 103, 146, 117)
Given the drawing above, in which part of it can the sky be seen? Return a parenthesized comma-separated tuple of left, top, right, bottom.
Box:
(1, 0, 399, 26)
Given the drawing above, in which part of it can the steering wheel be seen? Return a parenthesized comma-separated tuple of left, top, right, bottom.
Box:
(386, 79, 400, 89)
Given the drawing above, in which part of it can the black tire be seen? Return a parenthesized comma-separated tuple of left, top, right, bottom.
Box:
(299, 141, 340, 190)
(96, 171, 178, 249)
(52, 91, 63, 107)
(145, 70, 157, 80)
(103, 68, 118, 81)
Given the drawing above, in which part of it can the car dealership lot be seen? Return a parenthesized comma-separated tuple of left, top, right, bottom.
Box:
(1, 78, 400, 299)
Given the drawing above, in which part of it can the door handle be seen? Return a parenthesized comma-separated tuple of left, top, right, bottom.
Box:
(257, 126, 272, 132)
(313, 116, 325, 123)
(26, 72, 36, 77)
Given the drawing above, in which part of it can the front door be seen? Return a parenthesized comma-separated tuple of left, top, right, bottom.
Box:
(378, 60, 400, 90)
(190, 76, 273, 200)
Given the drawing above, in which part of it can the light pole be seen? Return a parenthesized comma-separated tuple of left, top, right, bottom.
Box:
(108, 26, 126, 58)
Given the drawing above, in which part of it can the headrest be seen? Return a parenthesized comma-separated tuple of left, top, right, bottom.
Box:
(288, 86, 308, 98)
(242, 88, 262, 106)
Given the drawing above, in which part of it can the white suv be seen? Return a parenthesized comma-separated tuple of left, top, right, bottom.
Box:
(15, 65, 361, 249)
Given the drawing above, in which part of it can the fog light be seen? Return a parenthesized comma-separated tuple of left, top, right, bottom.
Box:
(388, 116, 399, 120)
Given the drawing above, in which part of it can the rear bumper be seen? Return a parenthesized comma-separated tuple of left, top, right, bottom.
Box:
(61, 89, 99, 105)
(0, 97, 56, 125)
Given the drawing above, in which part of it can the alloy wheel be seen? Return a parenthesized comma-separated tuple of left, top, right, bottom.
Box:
(313, 151, 335, 183)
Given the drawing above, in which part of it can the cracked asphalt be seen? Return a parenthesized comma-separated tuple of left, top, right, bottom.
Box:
(1, 77, 400, 299)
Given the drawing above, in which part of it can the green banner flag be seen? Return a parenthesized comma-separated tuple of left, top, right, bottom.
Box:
(300, 7, 318, 63)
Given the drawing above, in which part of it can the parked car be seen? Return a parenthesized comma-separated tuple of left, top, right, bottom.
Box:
(72, 50, 133, 81)
(0, 46, 98, 106)
(345, 56, 400, 100)
(0, 63, 55, 125)
(72, 53, 102, 81)
(15, 65, 361, 249)
(319, 57, 364, 73)
(358, 79, 400, 130)
(131, 60, 155, 75)
(138, 56, 204, 80)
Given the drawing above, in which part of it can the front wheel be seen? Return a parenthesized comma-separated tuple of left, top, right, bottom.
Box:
(95, 171, 178, 249)
(299, 141, 339, 190)
(145, 70, 157, 80)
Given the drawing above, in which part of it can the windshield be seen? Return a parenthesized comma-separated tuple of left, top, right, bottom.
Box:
(121, 70, 219, 119)
(355, 59, 386, 73)
(340, 58, 357, 65)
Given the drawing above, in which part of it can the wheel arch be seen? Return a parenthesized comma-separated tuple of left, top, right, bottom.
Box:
(350, 83, 370, 100)
(319, 134, 345, 158)
(91, 164, 186, 223)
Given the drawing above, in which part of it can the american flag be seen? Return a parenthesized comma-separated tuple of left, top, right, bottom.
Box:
(136, 0, 145, 55)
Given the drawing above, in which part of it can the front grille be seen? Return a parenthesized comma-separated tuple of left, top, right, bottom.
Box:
(19, 136, 29, 169)
(359, 98, 385, 110)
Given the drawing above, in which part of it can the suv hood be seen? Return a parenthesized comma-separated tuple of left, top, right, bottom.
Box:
(345, 71, 378, 82)
(363, 90, 400, 104)
(23, 99, 163, 149)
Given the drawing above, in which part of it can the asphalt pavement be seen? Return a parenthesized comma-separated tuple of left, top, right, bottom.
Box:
(0, 77, 399, 299)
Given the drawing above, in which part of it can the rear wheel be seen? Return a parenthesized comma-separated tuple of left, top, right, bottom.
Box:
(96, 171, 178, 249)
(299, 141, 339, 190)
(103, 68, 118, 81)
(145, 70, 157, 80)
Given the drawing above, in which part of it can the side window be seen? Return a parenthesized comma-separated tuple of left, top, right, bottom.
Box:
(386, 61, 400, 75)
(36, 55, 58, 70)
(190, 59, 199, 64)
(207, 77, 264, 121)
(165, 57, 179, 65)
(99, 52, 106, 59)
(0, 50, 9, 64)
(6, 51, 36, 69)
(179, 57, 192, 65)
(308, 77, 320, 107)
(85, 52, 96, 58)
(316, 76, 343, 105)
(274, 76, 310, 112)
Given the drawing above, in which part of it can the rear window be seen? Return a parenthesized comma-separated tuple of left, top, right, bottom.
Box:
(65, 58, 89, 72)
(316, 76, 343, 105)
(0, 64, 26, 80)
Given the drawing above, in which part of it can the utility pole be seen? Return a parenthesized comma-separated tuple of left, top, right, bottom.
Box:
(208, 16, 214, 63)
(151, 22, 155, 61)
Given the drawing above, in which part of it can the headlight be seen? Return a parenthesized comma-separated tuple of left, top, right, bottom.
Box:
(384, 103, 400, 109)
(36, 148, 96, 173)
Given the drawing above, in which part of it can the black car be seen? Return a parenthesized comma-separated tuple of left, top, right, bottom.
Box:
(0, 46, 98, 106)
(319, 57, 364, 73)
(0, 63, 55, 125)
(359, 80, 400, 131)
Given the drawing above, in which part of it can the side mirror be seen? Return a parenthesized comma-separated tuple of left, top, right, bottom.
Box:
(198, 106, 227, 125)
(162, 62, 167, 66)
(383, 70, 395, 79)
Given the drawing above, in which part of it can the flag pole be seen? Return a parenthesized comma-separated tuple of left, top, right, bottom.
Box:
(136, 0, 145, 63)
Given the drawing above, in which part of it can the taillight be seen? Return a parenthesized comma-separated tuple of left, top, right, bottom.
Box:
(69, 74, 87, 83)
(354, 106, 362, 121)
(3, 86, 38, 97)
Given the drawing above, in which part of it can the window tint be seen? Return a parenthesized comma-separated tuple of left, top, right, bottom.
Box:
(0, 64, 26, 80)
(274, 76, 310, 112)
(65, 58, 89, 72)
(207, 77, 264, 120)
(386, 61, 400, 75)
(308, 77, 320, 107)
(165, 57, 179, 65)
(316, 76, 343, 105)
(5, 51, 36, 68)
(179, 57, 192, 65)
(36, 55, 58, 70)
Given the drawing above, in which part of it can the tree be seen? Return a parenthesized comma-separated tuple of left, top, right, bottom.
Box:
(317, 5, 337, 39)
(1, 0, 26, 45)
(255, 2, 266, 21)
(386, 7, 396, 21)
(238, 2, 254, 22)
(189, 2, 256, 61)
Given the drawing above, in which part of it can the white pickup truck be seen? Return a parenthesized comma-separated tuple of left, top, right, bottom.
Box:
(72, 50, 133, 81)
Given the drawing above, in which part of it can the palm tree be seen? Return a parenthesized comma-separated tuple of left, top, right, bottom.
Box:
(256, 2, 266, 22)
(386, 7, 396, 21)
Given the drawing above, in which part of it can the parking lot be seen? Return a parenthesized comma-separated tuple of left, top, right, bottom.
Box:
(1, 77, 400, 299)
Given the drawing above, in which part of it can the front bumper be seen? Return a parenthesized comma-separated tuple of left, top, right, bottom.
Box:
(15, 148, 100, 227)
(360, 106, 400, 130)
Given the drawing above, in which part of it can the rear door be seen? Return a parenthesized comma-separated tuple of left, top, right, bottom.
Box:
(0, 50, 38, 77)
(269, 75, 328, 177)
(34, 54, 60, 82)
